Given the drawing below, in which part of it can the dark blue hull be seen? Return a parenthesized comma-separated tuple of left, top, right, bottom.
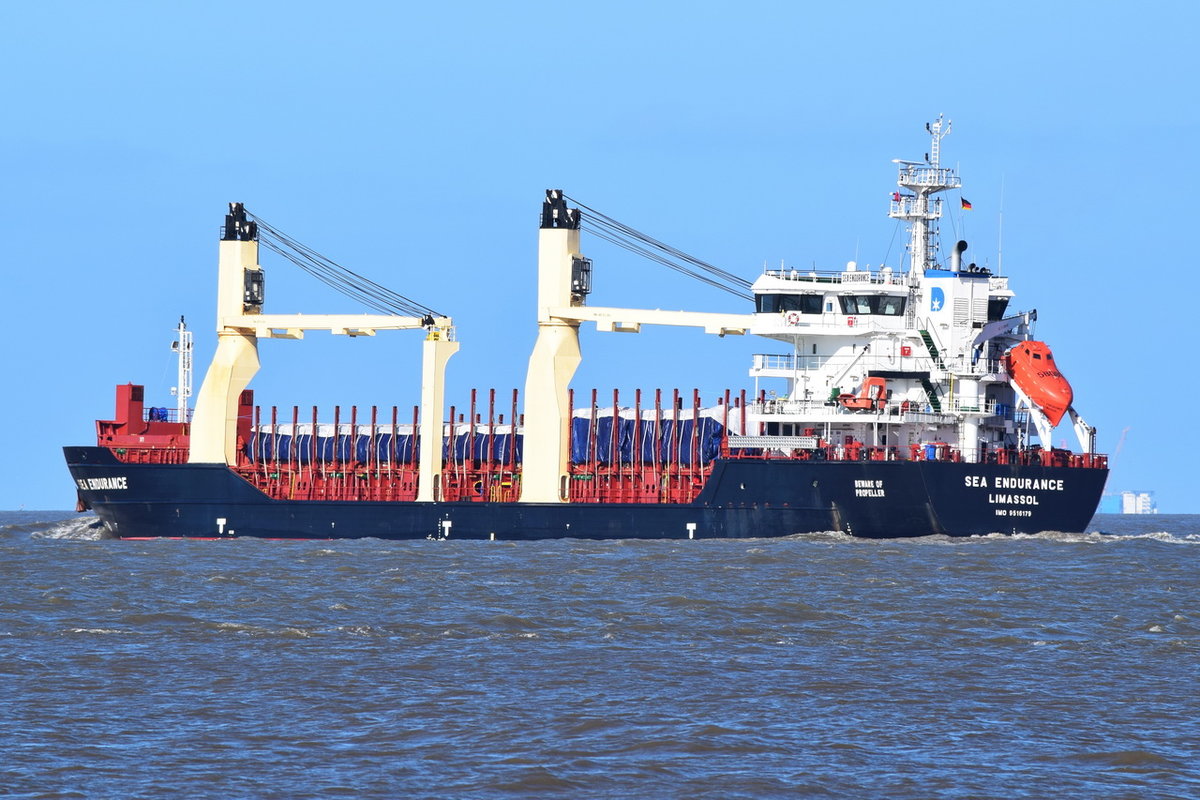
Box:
(65, 447, 1107, 540)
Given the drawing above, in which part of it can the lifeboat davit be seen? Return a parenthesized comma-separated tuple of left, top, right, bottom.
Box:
(1004, 341, 1073, 426)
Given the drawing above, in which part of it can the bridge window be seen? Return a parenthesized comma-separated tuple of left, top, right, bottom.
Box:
(755, 293, 823, 314)
(837, 295, 907, 316)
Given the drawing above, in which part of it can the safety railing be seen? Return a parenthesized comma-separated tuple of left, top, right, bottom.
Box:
(762, 268, 907, 286)
(751, 353, 835, 372)
(142, 407, 192, 423)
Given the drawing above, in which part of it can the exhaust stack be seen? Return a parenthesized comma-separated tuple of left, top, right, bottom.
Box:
(951, 239, 968, 272)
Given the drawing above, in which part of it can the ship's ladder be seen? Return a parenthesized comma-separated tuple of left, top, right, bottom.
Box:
(915, 328, 946, 410)
(918, 329, 945, 369)
(920, 375, 943, 413)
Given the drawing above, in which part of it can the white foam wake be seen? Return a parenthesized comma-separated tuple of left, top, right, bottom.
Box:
(28, 515, 110, 540)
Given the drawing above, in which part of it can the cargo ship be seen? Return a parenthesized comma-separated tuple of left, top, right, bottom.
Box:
(65, 117, 1107, 539)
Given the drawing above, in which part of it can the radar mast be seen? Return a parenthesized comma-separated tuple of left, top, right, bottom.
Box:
(888, 115, 961, 275)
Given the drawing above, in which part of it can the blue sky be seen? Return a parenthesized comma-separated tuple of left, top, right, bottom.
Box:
(3, 1, 1196, 511)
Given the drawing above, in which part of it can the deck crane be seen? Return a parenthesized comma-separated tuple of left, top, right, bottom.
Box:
(189, 204, 458, 503)
(520, 191, 754, 503)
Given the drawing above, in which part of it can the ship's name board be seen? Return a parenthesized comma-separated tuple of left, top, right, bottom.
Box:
(964, 474, 1066, 516)
(987, 493, 1041, 506)
(76, 476, 128, 491)
(963, 476, 1064, 491)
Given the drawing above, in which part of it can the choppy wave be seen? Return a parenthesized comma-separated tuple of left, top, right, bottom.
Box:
(21, 514, 110, 540)
(5, 511, 1197, 545)
(1, 510, 1198, 799)
(779, 528, 1200, 545)
(977, 529, 1200, 545)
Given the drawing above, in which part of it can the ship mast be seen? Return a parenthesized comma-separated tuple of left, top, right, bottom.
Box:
(888, 115, 961, 276)
(171, 316, 193, 421)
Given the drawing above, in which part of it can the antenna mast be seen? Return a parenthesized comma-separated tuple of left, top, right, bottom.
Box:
(998, 174, 1005, 276)
(888, 114, 961, 278)
(172, 316, 193, 421)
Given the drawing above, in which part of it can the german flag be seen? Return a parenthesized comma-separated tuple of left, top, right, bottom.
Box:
(961, 197, 973, 210)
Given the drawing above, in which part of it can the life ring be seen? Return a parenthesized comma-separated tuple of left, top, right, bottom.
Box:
(847, 316, 858, 327)
(784, 311, 801, 325)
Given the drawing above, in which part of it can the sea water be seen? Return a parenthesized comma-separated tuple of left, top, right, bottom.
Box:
(2, 511, 1197, 799)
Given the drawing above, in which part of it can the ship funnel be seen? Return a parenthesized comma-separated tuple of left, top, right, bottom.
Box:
(951, 240, 968, 272)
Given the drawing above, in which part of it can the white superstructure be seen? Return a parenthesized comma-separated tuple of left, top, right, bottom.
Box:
(741, 116, 1092, 463)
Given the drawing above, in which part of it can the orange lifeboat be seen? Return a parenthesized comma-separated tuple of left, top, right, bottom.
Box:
(1004, 341, 1073, 425)
(838, 376, 888, 411)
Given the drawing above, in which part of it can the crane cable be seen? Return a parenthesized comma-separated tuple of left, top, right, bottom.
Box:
(245, 210, 443, 319)
(564, 196, 753, 301)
